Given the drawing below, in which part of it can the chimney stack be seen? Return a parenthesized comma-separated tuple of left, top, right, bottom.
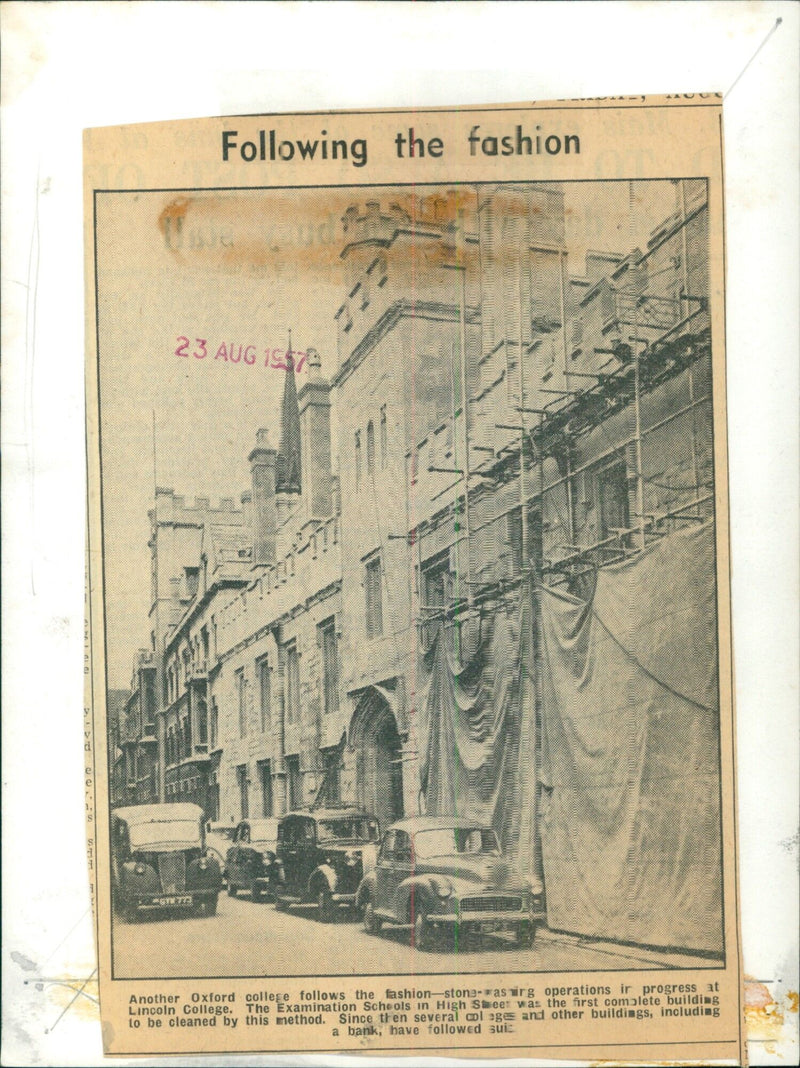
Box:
(298, 348, 333, 520)
(249, 429, 277, 565)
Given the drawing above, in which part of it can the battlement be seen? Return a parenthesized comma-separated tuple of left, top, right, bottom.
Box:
(215, 511, 341, 657)
(153, 486, 246, 523)
(340, 191, 468, 247)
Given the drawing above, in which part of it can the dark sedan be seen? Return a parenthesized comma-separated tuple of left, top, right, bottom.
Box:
(225, 818, 279, 901)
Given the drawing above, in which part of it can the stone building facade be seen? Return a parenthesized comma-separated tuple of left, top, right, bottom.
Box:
(116, 180, 713, 864)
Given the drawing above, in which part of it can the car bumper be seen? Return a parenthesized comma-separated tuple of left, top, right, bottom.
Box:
(129, 890, 218, 910)
(331, 892, 357, 906)
(437, 908, 546, 925)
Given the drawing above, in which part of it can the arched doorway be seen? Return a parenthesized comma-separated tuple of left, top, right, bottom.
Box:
(372, 712, 404, 829)
(350, 687, 405, 832)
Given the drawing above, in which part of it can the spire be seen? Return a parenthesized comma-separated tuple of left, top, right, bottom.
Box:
(275, 330, 302, 494)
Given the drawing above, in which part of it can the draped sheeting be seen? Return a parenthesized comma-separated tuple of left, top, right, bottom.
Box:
(417, 582, 538, 872)
(538, 521, 723, 953)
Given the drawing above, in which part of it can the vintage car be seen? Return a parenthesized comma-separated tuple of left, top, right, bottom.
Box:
(271, 808, 379, 921)
(225, 818, 279, 901)
(205, 821, 237, 885)
(111, 803, 222, 920)
(356, 817, 545, 951)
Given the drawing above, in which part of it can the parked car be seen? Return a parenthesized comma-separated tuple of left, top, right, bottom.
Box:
(205, 821, 237, 885)
(225, 818, 279, 901)
(271, 808, 379, 921)
(111, 803, 222, 920)
(356, 816, 545, 951)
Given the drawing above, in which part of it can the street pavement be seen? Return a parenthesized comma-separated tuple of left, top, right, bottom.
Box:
(112, 891, 705, 979)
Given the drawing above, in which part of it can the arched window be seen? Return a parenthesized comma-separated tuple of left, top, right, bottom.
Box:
(366, 420, 375, 476)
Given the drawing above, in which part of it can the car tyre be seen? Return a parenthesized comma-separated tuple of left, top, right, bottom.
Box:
(251, 882, 265, 903)
(363, 899, 382, 936)
(123, 901, 139, 924)
(317, 887, 336, 923)
(515, 921, 535, 948)
(412, 908, 434, 952)
(274, 894, 289, 912)
(206, 894, 218, 917)
(227, 881, 237, 897)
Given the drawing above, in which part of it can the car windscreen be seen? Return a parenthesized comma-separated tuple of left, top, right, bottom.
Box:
(413, 827, 500, 859)
(128, 820, 201, 850)
(248, 823, 278, 848)
(317, 818, 379, 842)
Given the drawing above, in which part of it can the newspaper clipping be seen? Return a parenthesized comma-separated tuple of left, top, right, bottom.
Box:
(84, 96, 745, 1062)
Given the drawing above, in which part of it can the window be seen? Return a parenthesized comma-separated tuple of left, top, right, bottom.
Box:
(380, 405, 388, 468)
(318, 618, 339, 716)
(423, 552, 451, 609)
(236, 764, 249, 820)
(597, 459, 630, 540)
(210, 698, 219, 748)
(421, 551, 452, 645)
(319, 747, 341, 807)
(258, 760, 273, 817)
(508, 505, 542, 573)
(394, 829, 412, 863)
(354, 431, 362, 490)
(183, 568, 198, 602)
(236, 668, 247, 737)
(286, 755, 301, 811)
(364, 555, 383, 639)
(182, 714, 191, 757)
(284, 641, 300, 725)
(196, 697, 207, 744)
(257, 657, 271, 733)
(366, 419, 375, 476)
(144, 673, 156, 736)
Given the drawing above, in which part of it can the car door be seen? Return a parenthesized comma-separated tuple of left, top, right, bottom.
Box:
(227, 821, 245, 887)
(280, 817, 301, 896)
(296, 817, 318, 899)
(374, 831, 396, 917)
(238, 822, 255, 886)
(391, 830, 414, 920)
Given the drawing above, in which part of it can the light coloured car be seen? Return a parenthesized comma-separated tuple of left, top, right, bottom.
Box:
(357, 817, 544, 951)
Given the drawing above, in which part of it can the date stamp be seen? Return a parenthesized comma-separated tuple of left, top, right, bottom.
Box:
(175, 337, 308, 372)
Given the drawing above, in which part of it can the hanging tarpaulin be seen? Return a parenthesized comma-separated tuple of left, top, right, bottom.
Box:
(417, 579, 538, 871)
(539, 521, 722, 954)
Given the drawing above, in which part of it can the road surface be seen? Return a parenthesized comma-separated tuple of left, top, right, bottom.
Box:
(112, 891, 694, 979)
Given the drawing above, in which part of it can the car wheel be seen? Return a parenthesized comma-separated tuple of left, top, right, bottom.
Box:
(251, 882, 265, 903)
(412, 908, 434, 952)
(227, 881, 237, 897)
(363, 899, 382, 936)
(317, 887, 336, 923)
(123, 901, 139, 924)
(515, 921, 536, 948)
(206, 894, 218, 917)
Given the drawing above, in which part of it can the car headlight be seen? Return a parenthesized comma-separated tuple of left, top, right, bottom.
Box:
(134, 863, 146, 875)
(344, 850, 359, 867)
(199, 857, 208, 870)
(430, 877, 453, 899)
(525, 876, 544, 896)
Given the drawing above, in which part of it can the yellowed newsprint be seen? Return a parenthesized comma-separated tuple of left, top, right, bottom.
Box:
(84, 96, 745, 1063)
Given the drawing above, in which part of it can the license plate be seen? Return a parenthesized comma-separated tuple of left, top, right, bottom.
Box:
(479, 920, 503, 933)
(153, 895, 193, 906)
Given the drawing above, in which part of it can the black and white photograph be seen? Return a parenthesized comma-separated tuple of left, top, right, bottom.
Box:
(95, 174, 726, 982)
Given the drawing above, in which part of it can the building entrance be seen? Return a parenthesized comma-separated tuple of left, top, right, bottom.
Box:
(350, 687, 405, 833)
(372, 712, 404, 830)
